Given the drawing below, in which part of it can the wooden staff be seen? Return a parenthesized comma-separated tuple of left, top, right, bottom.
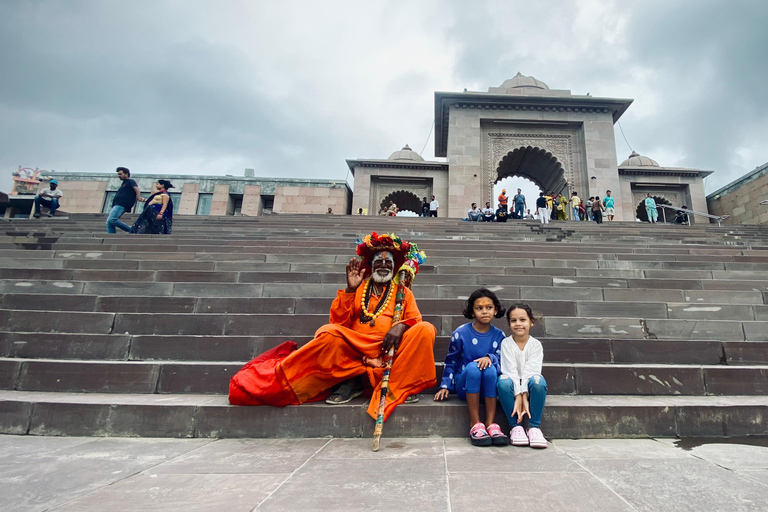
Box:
(372, 268, 409, 452)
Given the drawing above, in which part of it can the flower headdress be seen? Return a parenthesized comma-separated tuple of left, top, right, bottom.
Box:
(356, 232, 426, 286)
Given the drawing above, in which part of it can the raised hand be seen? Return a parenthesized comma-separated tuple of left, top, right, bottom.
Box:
(345, 258, 366, 292)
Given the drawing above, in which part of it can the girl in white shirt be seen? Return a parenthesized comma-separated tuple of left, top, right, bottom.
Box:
(497, 304, 548, 448)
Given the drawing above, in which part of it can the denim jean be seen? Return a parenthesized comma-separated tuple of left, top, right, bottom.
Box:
(514, 203, 524, 219)
(572, 207, 580, 221)
(497, 374, 547, 428)
(456, 361, 498, 399)
(106, 205, 131, 233)
(34, 196, 59, 215)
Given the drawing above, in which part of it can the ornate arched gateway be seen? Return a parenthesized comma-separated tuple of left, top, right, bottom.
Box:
(494, 145, 569, 195)
(380, 190, 422, 214)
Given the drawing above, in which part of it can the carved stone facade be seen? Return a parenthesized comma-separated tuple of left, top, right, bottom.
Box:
(371, 179, 432, 214)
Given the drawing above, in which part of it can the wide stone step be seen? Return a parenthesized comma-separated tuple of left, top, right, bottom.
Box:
(2, 390, 767, 438)
(2, 358, 766, 396)
(5, 332, 765, 366)
(3, 307, 767, 341)
(1, 293, 765, 322)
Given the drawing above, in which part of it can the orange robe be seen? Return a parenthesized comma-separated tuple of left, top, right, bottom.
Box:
(229, 281, 437, 421)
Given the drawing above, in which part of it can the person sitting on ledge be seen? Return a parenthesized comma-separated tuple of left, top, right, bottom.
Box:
(467, 203, 482, 221)
(229, 232, 437, 423)
(33, 179, 63, 218)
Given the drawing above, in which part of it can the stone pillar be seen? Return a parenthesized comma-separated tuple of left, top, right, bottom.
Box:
(241, 185, 262, 216)
(178, 183, 199, 215)
(210, 184, 230, 216)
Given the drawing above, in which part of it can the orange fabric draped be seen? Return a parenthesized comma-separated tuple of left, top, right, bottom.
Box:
(229, 281, 437, 421)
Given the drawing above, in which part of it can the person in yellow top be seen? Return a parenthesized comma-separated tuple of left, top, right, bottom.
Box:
(556, 193, 568, 220)
(570, 192, 581, 221)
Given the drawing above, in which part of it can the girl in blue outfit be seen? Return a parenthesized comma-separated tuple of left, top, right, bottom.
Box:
(434, 288, 508, 446)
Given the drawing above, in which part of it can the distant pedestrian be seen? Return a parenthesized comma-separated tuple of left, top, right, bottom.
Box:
(327, 207, 333, 215)
(513, 188, 526, 219)
(645, 194, 658, 223)
(498, 189, 508, 212)
(603, 190, 615, 221)
(481, 201, 495, 222)
(536, 192, 550, 224)
(429, 195, 439, 217)
(495, 206, 508, 223)
(34, 179, 63, 217)
(556, 193, 568, 221)
(130, 180, 173, 234)
(675, 206, 690, 225)
(586, 197, 594, 221)
(592, 196, 605, 224)
(467, 203, 482, 222)
(386, 201, 398, 216)
(570, 192, 581, 221)
(107, 167, 145, 234)
(357, 208, 364, 215)
(421, 197, 430, 217)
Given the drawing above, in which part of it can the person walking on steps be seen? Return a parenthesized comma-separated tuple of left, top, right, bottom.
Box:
(106, 167, 145, 233)
(645, 193, 658, 224)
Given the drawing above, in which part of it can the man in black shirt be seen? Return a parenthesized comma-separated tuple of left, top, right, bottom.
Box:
(106, 167, 145, 233)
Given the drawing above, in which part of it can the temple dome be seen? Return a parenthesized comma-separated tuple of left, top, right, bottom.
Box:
(388, 144, 424, 162)
(619, 151, 660, 167)
(498, 72, 549, 90)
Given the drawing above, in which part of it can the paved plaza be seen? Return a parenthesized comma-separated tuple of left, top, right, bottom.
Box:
(3, 434, 768, 511)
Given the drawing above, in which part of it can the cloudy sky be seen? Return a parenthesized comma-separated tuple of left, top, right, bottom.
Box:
(2, 0, 767, 199)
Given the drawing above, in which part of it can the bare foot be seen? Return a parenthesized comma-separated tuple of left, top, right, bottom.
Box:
(362, 355, 385, 368)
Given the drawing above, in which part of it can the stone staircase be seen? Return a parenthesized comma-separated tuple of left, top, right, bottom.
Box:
(1, 214, 768, 439)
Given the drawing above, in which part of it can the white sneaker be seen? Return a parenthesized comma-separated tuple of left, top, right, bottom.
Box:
(510, 425, 528, 446)
(527, 427, 548, 449)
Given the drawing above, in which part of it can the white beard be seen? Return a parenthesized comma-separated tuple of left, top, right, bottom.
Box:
(371, 269, 393, 284)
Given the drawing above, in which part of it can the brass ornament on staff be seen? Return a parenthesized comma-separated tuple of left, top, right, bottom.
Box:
(372, 268, 408, 452)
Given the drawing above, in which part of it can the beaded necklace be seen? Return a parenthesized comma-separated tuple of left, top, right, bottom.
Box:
(359, 279, 394, 326)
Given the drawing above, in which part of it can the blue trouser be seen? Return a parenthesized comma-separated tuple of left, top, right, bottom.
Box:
(34, 196, 59, 215)
(106, 205, 131, 233)
(482, 214, 494, 222)
(456, 362, 498, 399)
(515, 203, 524, 219)
(497, 374, 547, 428)
(572, 207, 580, 221)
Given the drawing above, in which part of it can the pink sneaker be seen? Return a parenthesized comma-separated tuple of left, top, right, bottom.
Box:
(510, 425, 528, 446)
(527, 427, 548, 449)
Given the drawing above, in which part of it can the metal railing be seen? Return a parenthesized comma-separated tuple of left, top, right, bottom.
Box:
(657, 204, 730, 227)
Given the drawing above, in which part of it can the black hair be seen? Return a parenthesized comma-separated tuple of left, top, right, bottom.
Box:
(116, 167, 130, 177)
(463, 288, 506, 319)
(505, 303, 537, 323)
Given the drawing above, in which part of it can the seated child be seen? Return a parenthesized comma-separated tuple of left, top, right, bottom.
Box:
(434, 288, 508, 446)
(497, 303, 548, 448)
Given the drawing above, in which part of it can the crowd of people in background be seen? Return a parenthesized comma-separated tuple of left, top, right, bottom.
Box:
(459, 189, 618, 225)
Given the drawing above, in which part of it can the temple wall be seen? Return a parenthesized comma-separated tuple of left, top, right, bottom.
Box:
(178, 183, 200, 215)
(50, 180, 107, 213)
(273, 185, 349, 214)
(241, 185, 263, 216)
(708, 170, 768, 225)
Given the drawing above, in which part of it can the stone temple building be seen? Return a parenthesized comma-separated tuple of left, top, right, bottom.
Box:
(4, 74, 720, 221)
(352, 73, 714, 221)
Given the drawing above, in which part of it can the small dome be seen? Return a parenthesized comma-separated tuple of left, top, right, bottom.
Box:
(498, 72, 549, 90)
(388, 144, 424, 162)
(619, 151, 660, 167)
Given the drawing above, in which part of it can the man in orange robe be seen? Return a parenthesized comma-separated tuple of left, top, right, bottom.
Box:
(229, 236, 437, 422)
